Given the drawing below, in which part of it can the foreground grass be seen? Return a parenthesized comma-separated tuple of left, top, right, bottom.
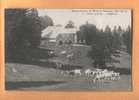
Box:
(5, 62, 131, 91)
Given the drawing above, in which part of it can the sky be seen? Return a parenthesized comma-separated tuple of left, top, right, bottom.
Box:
(37, 9, 131, 30)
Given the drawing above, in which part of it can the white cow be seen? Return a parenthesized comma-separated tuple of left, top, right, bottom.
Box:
(60, 50, 67, 55)
(111, 72, 120, 80)
(50, 51, 54, 54)
(74, 69, 82, 76)
(85, 69, 103, 77)
(84, 69, 92, 76)
(92, 69, 120, 82)
(68, 69, 82, 76)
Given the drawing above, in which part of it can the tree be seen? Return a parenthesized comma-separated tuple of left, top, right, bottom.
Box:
(5, 9, 28, 59)
(5, 9, 50, 60)
(39, 15, 53, 30)
(117, 26, 123, 36)
(79, 23, 98, 45)
(88, 26, 111, 68)
(122, 26, 132, 54)
(88, 30, 107, 68)
(111, 26, 122, 51)
(76, 30, 85, 43)
(88, 25, 121, 68)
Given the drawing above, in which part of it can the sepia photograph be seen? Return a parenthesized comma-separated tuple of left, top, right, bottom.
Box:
(5, 9, 132, 91)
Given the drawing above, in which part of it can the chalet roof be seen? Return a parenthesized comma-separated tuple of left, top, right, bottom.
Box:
(41, 26, 77, 39)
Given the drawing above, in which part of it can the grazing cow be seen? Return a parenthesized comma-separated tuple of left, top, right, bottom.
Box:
(74, 69, 82, 76)
(102, 70, 120, 81)
(92, 73, 104, 82)
(50, 51, 54, 54)
(111, 72, 120, 80)
(85, 69, 103, 77)
(60, 70, 70, 75)
(60, 50, 67, 55)
(103, 72, 113, 80)
(102, 69, 108, 73)
(68, 69, 82, 76)
(84, 68, 121, 83)
(84, 69, 92, 76)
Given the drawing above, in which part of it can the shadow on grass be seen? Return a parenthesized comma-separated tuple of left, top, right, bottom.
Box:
(6, 47, 83, 70)
(6, 47, 58, 68)
(99, 66, 131, 75)
(6, 81, 66, 90)
(106, 67, 131, 75)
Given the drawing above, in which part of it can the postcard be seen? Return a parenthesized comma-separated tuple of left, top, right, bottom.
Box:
(0, 0, 139, 100)
(5, 8, 132, 91)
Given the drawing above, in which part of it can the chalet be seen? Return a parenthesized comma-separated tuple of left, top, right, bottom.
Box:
(41, 25, 77, 44)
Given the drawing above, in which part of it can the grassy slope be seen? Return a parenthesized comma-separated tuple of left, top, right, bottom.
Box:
(5, 44, 132, 90)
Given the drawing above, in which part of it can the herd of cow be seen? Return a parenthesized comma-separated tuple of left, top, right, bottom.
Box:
(55, 62, 120, 83)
